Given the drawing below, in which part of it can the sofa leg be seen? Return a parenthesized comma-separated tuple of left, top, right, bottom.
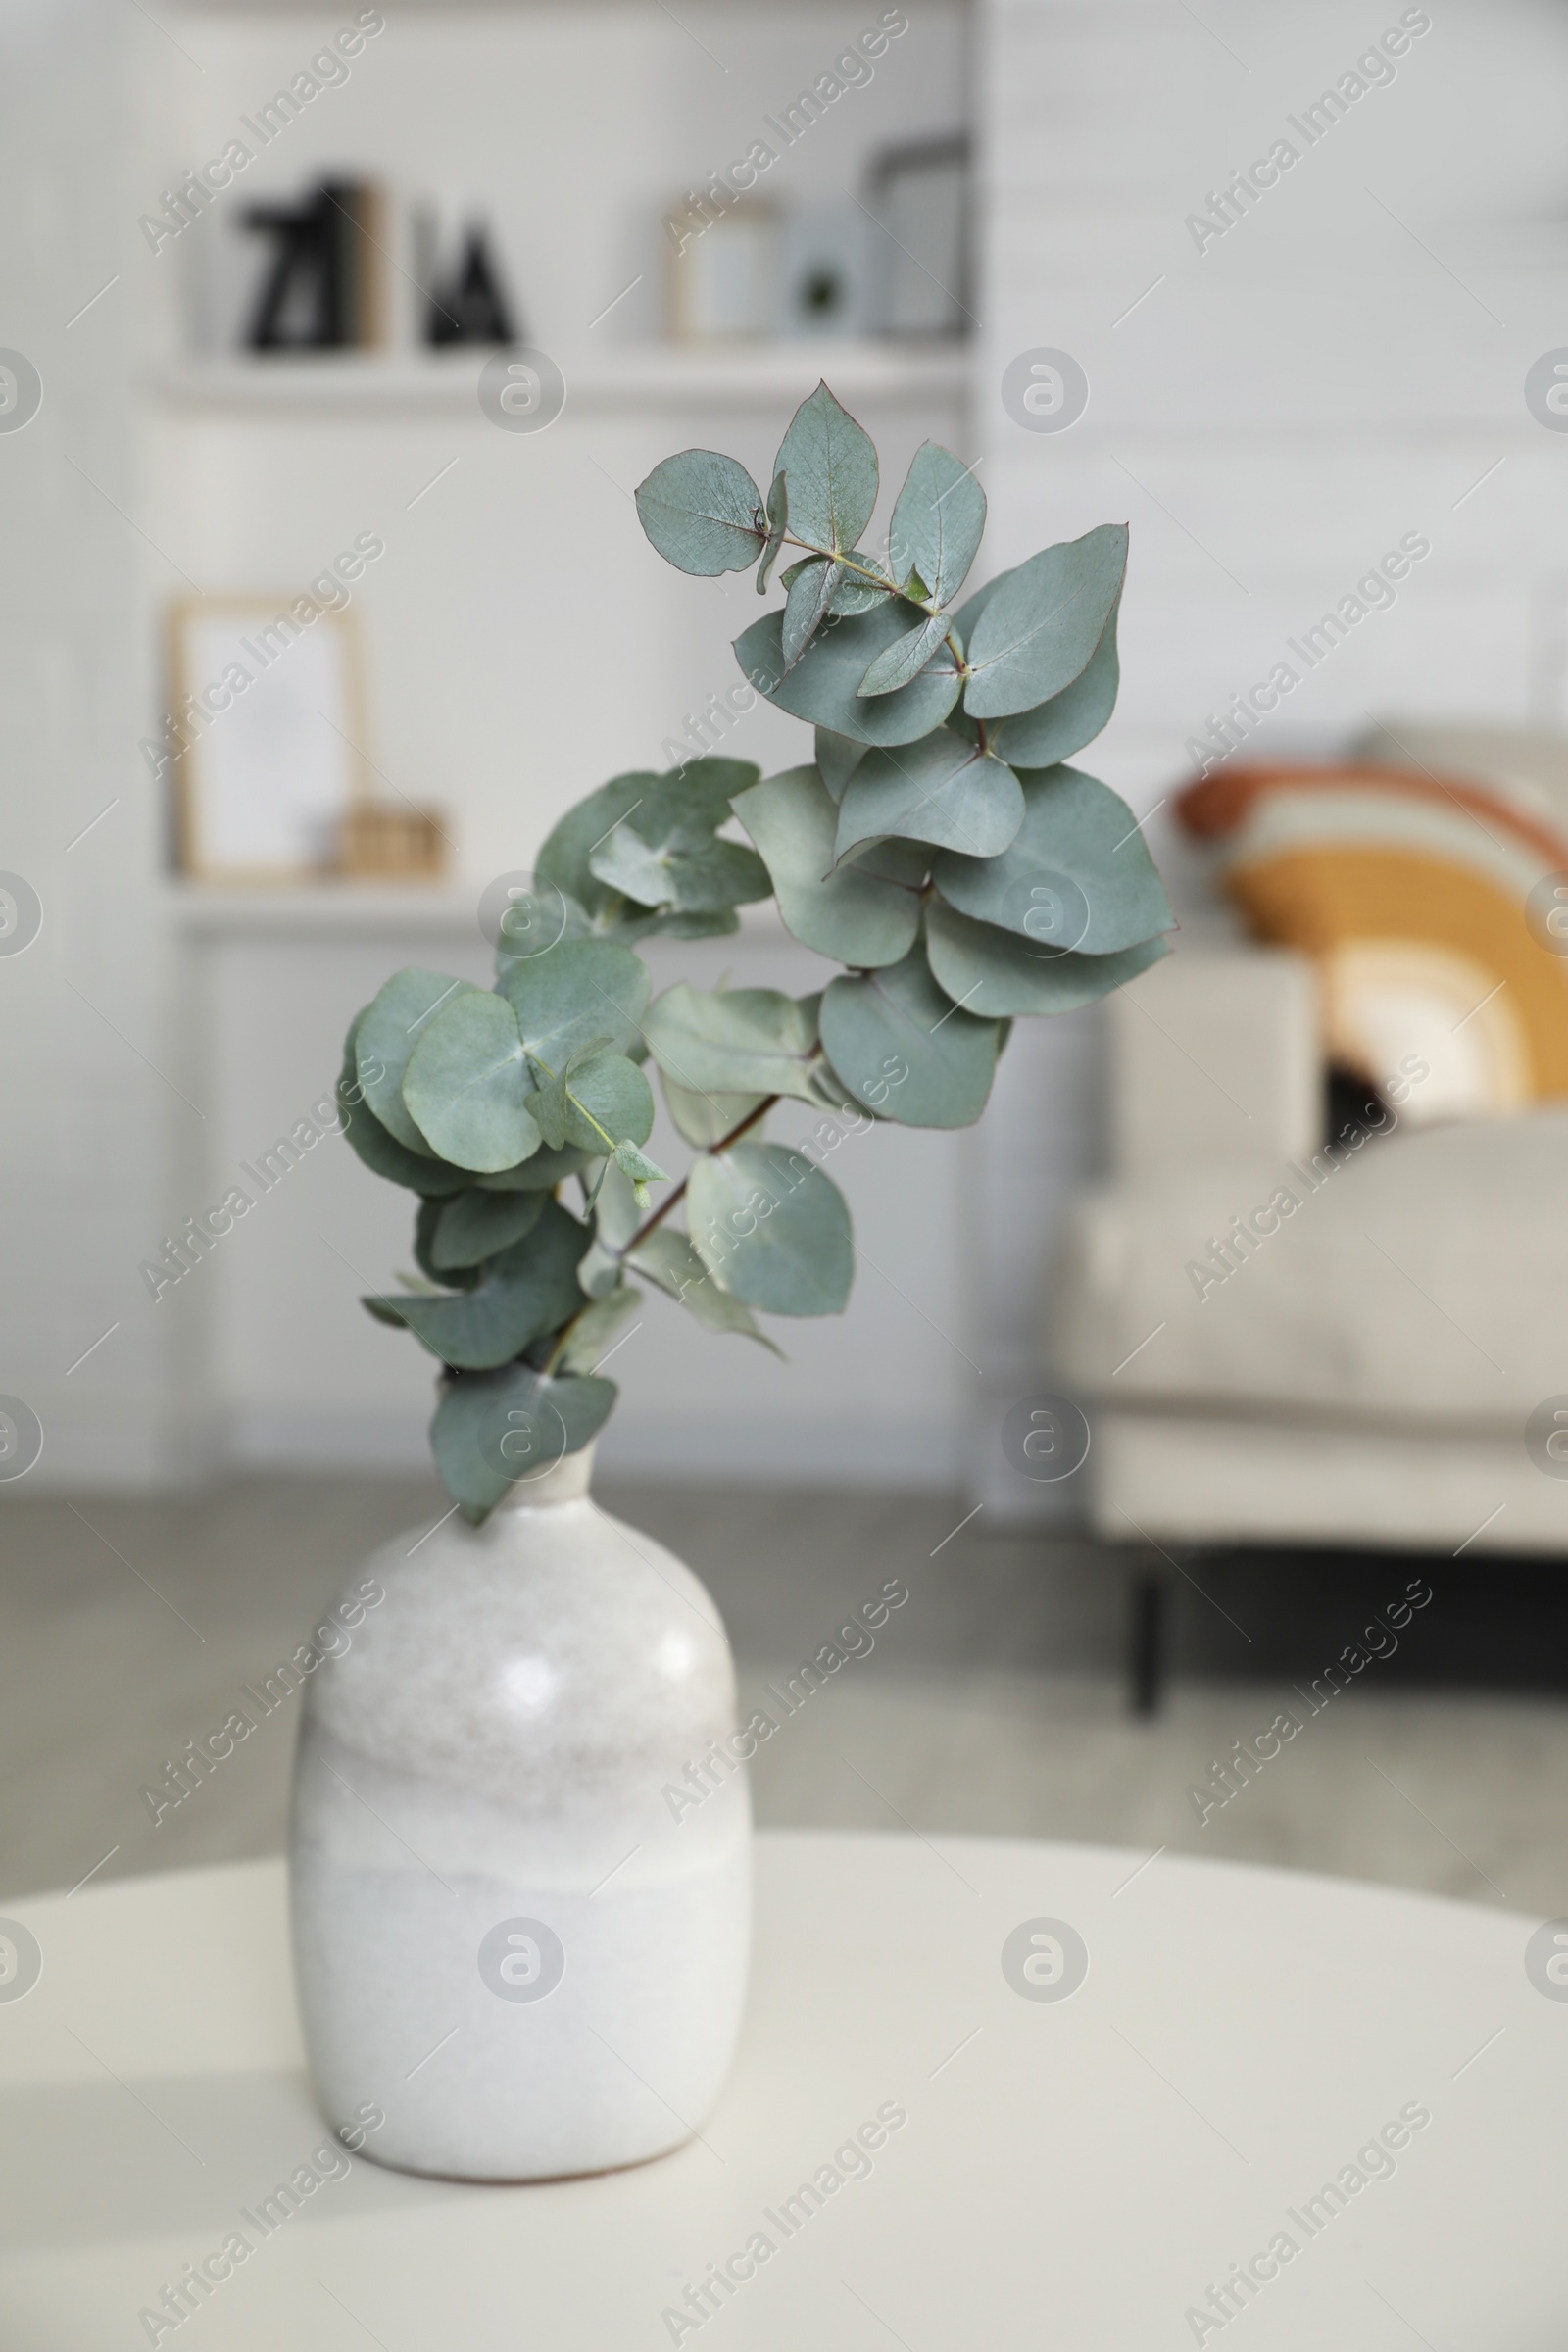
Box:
(1129, 1568, 1168, 1718)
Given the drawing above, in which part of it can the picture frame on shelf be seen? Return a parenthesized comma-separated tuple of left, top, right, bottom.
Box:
(167, 598, 370, 883)
(866, 135, 971, 336)
(667, 201, 779, 341)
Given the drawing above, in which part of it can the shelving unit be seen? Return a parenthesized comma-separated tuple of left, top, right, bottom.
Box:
(156, 342, 972, 416)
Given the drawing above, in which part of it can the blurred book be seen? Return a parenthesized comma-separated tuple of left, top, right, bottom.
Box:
(240, 177, 389, 351)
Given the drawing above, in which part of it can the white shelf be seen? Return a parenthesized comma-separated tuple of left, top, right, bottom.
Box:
(154, 343, 974, 416)
(162, 883, 792, 947)
(164, 882, 479, 940)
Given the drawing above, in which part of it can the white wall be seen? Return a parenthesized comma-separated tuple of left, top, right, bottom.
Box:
(969, 0, 1568, 1515)
(138, 1, 984, 1494)
(13, 0, 1568, 1504)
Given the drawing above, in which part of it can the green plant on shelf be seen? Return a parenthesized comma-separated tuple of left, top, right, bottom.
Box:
(336, 381, 1173, 1519)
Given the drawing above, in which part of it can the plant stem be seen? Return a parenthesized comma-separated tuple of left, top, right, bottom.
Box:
(622, 1093, 777, 1258)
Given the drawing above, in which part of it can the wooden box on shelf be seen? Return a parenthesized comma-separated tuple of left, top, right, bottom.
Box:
(338, 803, 449, 881)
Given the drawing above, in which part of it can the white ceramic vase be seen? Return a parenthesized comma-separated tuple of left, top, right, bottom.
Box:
(288, 1445, 751, 2181)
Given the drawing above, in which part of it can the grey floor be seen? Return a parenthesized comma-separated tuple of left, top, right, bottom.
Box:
(4, 1475, 1566, 1918)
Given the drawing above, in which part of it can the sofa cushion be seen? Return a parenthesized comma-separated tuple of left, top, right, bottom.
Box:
(1054, 1107, 1568, 1426)
(1175, 761, 1568, 1123)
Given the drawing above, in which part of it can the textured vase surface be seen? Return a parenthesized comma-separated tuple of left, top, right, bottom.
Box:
(288, 1445, 751, 2181)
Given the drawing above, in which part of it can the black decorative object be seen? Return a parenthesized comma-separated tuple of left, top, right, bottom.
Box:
(240, 179, 383, 353)
(425, 225, 517, 348)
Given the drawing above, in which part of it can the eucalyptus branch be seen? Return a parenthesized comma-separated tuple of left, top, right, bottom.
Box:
(348, 382, 1159, 1524)
(621, 1093, 777, 1258)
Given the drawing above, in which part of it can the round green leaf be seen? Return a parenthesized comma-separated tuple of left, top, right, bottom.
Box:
(814, 727, 868, 802)
(368, 1200, 591, 1369)
(819, 940, 1002, 1128)
(431, 1363, 617, 1522)
(557, 1285, 643, 1375)
(960, 525, 1127, 720)
(771, 382, 878, 556)
(966, 597, 1119, 768)
(431, 1187, 546, 1271)
(887, 440, 986, 606)
(661, 1072, 768, 1150)
(926, 900, 1171, 1016)
(734, 603, 962, 748)
(629, 1227, 781, 1351)
(781, 556, 845, 667)
(475, 1143, 596, 1193)
(832, 737, 1023, 867)
(535, 772, 660, 925)
(503, 938, 651, 1069)
(357, 968, 480, 1154)
(559, 1051, 656, 1154)
(644, 983, 825, 1103)
(687, 1142, 853, 1316)
(857, 610, 952, 700)
(931, 763, 1174, 954)
(635, 448, 763, 576)
(402, 991, 541, 1174)
(731, 765, 923, 968)
(336, 1031, 470, 1196)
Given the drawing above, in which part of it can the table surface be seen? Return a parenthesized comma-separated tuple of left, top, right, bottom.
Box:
(0, 1832, 1560, 2350)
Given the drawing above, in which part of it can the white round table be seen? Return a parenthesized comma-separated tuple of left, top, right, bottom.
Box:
(0, 1832, 1560, 2347)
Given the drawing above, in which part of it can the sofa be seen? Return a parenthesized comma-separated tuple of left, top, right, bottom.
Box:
(1054, 942, 1568, 1580)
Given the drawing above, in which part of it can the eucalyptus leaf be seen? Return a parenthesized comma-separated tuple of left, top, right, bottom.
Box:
(771, 381, 877, 556)
(357, 968, 479, 1155)
(415, 1199, 478, 1290)
(629, 1228, 781, 1351)
(815, 728, 868, 802)
(589, 827, 768, 916)
(925, 899, 1172, 1017)
(819, 939, 1001, 1128)
(612, 1139, 668, 1208)
(830, 559, 895, 616)
(645, 983, 825, 1103)
(337, 1033, 470, 1195)
(661, 1072, 768, 1149)
(557, 1285, 643, 1374)
(574, 1051, 656, 1148)
(585, 763, 768, 914)
(635, 448, 763, 575)
(431, 1187, 546, 1271)
(735, 603, 962, 747)
(832, 737, 1024, 867)
(583, 760, 763, 911)
(588, 1155, 642, 1250)
(969, 596, 1119, 767)
(757, 467, 789, 593)
(494, 891, 597, 983)
(731, 765, 923, 968)
(504, 938, 651, 1068)
(687, 1142, 853, 1316)
(363, 1200, 591, 1370)
(857, 609, 953, 700)
(623, 906, 741, 943)
(962, 525, 1127, 720)
(402, 991, 541, 1175)
(431, 1363, 617, 1521)
(475, 1142, 596, 1193)
(932, 763, 1173, 953)
(781, 557, 844, 668)
(887, 440, 986, 605)
(535, 772, 659, 924)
